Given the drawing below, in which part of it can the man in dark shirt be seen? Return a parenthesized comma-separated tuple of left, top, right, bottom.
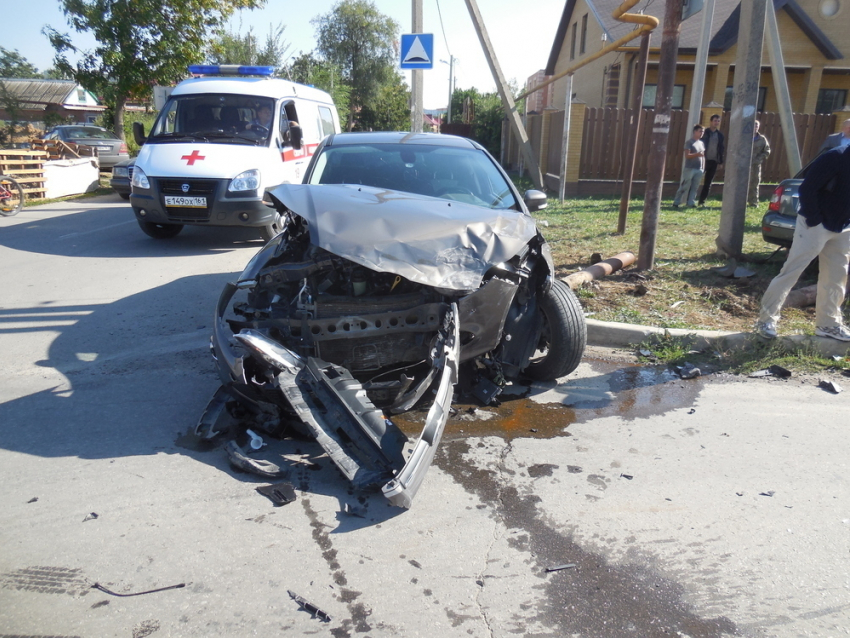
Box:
(756, 145, 850, 341)
(697, 114, 724, 206)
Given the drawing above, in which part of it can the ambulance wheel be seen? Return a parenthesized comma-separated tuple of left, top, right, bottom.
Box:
(138, 220, 184, 239)
(260, 212, 284, 242)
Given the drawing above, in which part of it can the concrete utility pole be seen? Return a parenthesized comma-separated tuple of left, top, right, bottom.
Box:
(765, 1, 802, 175)
(411, 0, 424, 133)
(558, 74, 573, 203)
(637, 0, 684, 270)
(685, 0, 715, 127)
(445, 56, 454, 124)
(716, 0, 768, 258)
(618, 31, 651, 233)
(463, 0, 544, 190)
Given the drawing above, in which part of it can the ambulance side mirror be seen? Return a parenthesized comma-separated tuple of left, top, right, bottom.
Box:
(133, 121, 147, 146)
(290, 125, 303, 150)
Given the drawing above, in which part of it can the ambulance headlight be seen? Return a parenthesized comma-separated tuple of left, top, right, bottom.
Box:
(229, 169, 261, 193)
(131, 167, 150, 190)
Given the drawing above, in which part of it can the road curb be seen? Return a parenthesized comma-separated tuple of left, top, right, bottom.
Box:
(586, 318, 850, 358)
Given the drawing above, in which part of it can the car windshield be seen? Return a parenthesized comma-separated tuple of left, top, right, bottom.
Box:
(149, 94, 274, 145)
(65, 127, 117, 140)
(308, 142, 520, 210)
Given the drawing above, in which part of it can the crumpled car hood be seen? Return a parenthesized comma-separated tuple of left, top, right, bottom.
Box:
(268, 183, 538, 291)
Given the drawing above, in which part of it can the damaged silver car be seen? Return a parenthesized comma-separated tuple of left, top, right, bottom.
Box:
(201, 132, 586, 508)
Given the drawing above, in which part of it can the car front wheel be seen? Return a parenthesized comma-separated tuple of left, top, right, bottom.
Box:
(525, 279, 587, 381)
(138, 220, 184, 239)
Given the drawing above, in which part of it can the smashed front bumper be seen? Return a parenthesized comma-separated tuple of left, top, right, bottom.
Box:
(208, 286, 459, 508)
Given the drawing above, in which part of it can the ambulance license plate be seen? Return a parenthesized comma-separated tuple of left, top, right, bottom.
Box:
(165, 196, 206, 208)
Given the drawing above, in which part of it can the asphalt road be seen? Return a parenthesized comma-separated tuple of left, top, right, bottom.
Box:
(1, 195, 849, 638)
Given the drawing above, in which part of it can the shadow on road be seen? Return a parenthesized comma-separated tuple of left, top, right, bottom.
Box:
(0, 195, 267, 259)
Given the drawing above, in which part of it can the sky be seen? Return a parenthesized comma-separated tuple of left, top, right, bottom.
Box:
(4, 0, 565, 110)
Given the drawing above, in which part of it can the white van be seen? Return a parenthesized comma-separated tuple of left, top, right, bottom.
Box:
(130, 65, 341, 240)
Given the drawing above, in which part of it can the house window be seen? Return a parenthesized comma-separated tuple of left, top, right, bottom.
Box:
(77, 88, 86, 102)
(724, 86, 767, 112)
(642, 84, 685, 109)
(570, 23, 577, 60)
(815, 88, 847, 114)
(580, 14, 588, 55)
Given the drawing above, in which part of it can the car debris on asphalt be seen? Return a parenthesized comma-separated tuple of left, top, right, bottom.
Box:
(545, 563, 576, 572)
(749, 365, 792, 379)
(288, 590, 332, 622)
(676, 362, 701, 379)
(819, 379, 842, 394)
(256, 482, 297, 506)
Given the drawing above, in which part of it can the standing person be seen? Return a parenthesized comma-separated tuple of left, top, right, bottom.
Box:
(748, 120, 771, 206)
(672, 124, 705, 209)
(697, 114, 724, 206)
(818, 118, 850, 153)
(756, 145, 850, 341)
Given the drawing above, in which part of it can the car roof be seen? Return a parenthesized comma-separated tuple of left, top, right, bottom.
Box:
(53, 125, 107, 129)
(171, 76, 334, 104)
(324, 131, 483, 150)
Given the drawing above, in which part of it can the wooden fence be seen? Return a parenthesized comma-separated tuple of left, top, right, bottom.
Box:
(0, 149, 47, 200)
(503, 107, 837, 192)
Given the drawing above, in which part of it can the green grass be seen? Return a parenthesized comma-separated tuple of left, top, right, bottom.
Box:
(511, 178, 850, 374)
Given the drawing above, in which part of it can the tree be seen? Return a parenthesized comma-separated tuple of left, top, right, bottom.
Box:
(287, 52, 351, 121)
(0, 47, 40, 78)
(356, 72, 409, 132)
(449, 82, 524, 157)
(312, 0, 399, 130)
(43, 0, 265, 139)
(207, 22, 290, 68)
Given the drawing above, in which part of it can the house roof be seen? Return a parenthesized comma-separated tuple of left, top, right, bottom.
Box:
(0, 79, 85, 111)
(545, 0, 842, 75)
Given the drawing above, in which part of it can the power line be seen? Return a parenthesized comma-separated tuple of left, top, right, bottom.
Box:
(434, 0, 452, 57)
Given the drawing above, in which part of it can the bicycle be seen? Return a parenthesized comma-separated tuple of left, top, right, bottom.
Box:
(0, 174, 24, 216)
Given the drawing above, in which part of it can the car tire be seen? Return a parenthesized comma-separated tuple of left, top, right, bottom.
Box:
(525, 279, 587, 381)
(138, 220, 184, 239)
(259, 210, 284, 242)
(119, 193, 130, 200)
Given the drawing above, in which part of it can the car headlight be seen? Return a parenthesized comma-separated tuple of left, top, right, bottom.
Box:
(131, 167, 150, 189)
(113, 166, 129, 178)
(229, 169, 260, 193)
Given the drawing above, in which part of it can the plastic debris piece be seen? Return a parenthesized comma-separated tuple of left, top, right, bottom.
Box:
(92, 582, 185, 597)
(344, 502, 366, 518)
(27, 497, 38, 504)
(711, 258, 755, 279)
(759, 491, 775, 497)
(677, 363, 701, 379)
(246, 429, 266, 450)
(288, 590, 331, 622)
(545, 563, 576, 572)
(256, 482, 297, 506)
(83, 512, 99, 522)
(670, 301, 685, 309)
(530, 428, 538, 433)
(225, 441, 287, 479)
(639, 349, 652, 357)
(688, 408, 696, 414)
(819, 379, 842, 394)
(620, 473, 633, 480)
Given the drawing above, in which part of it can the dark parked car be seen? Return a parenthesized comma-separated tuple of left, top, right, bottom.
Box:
(200, 132, 587, 508)
(110, 159, 134, 199)
(761, 176, 802, 248)
(43, 125, 130, 169)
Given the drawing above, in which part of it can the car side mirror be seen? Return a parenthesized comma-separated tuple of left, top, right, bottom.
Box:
(290, 125, 303, 150)
(524, 189, 548, 212)
(133, 121, 147, 146)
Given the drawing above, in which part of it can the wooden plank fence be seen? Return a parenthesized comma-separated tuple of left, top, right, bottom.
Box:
(0, 149, 47, 200)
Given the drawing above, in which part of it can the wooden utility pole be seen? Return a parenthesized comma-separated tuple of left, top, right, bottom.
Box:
(464, 0, 544, 190)
(716, 0, 768, 258)
(637, 0, 683, 270)
(411, 0, 424, 133)
(617, 32, 651, 233)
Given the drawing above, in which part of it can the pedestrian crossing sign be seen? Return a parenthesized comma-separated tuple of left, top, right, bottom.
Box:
(400, 33, 434, 69)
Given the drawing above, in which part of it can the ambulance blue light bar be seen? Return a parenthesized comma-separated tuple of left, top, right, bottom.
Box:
(188, 65, 275, 76)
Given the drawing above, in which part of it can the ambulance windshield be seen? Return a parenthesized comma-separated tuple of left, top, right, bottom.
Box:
(149, 94, 275, 145)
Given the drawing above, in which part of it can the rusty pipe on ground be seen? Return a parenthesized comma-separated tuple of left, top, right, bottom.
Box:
(516, 1, 658, 101)
(561, 251, 636, 290)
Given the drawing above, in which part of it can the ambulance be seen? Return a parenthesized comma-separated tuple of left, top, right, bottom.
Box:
(130, 65, 341, 240)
